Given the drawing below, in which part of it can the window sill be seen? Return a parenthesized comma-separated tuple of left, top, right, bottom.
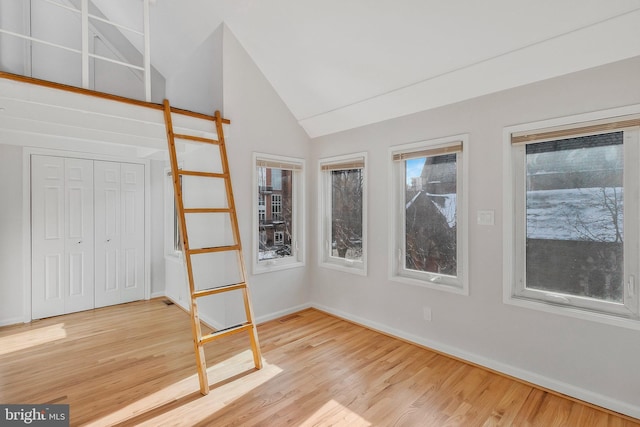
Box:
(253, 260, 304, 275)
(504, 294, 640, 331)
(390, 274, 468, 295)
(320, 261, 367, 276)
(164, 252, 183, 263)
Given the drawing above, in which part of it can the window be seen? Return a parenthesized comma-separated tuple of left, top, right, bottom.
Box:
(165, 168, 182, 256)
(507, 113, 640, 321)
(390, 136, 468, 293)
(319, 153, 367, 274)
(271, 194, 282, 221)
(258, 195, 266, 221)
(274, 231, 284, 245)
(253, 153, 305, 273)
(271, 169, 282, 190)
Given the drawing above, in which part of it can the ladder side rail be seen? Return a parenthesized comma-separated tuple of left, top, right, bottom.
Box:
(215, 111, 242, 265)
(163, 99, 209, 394)
(215, 111, 263, 369)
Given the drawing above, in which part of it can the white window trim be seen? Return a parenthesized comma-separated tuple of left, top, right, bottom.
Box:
(503, 105, 640, 330)
(252, 152, 305, 274)
(318, 152, 368, 276)
(388, 134, 469, 295)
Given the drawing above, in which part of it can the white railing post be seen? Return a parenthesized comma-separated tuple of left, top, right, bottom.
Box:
(143, 0, 151, 102)
(81, 0, 89, 89)
(24, 0, 32, 77)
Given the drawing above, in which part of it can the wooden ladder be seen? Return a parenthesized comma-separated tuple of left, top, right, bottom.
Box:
(162, 100, 262, 395)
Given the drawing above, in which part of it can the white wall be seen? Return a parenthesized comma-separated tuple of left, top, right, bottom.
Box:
(0, 0, 28, 75)
(149, 159, 166, 298)
(30, 0, 82, 87)
(308, 56, 640, 417)
(92, 36, 145, 101)
(0, 144, 25, 325)
(165, 25, 224, 116)
(222, 25, 312, 325)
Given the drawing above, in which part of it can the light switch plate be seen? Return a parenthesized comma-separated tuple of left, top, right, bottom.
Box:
(477, 210, 495, 225)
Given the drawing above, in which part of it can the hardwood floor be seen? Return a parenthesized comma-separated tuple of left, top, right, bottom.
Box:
(0, 299, 637, 426)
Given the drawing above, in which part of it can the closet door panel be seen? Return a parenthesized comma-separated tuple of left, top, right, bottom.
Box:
(95, 161, 145, 307)
(64, 158, 94, 314)
(94, 161, 122, 308)
(32, 155, 65, 319)
(120, 163, 145, 302)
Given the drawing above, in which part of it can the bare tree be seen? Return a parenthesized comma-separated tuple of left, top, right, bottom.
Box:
(405, 191, 456, 275)
(331, 169, 363, 259)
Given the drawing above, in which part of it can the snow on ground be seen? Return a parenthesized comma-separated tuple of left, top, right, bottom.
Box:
(407, 187, 622, 242)
(527, 187, 623, 241)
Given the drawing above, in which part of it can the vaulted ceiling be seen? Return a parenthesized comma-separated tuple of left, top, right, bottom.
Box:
(92, 0, 640, 137)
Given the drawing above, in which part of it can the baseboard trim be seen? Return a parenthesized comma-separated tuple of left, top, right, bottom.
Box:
(163, 296, 244, 331)
(310, 302, 640, 421)
(0, 317, 25, 327)
(161, 296, 224, 332)
(255, 303, 312, 325)
(198, 312, 225, 332)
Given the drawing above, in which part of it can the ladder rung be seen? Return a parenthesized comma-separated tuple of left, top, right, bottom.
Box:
(174, 133, 220, 145)
(187, 245, 241, 255)
(184, 208, 233, 214)
(193, 282, 247, 298)
(178, 169, 228, 179)
(200, 323, 253, 345)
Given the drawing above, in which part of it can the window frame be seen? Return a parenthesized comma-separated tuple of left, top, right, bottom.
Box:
(389, 135, 469, 295)
(318, 152, 368, 275)
(504, 107, 640, 327)
(252, 152, 305, 274)
(164, 166, 183, 259)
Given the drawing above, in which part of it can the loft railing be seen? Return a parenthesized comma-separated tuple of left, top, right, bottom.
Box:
(0, 0, 151, 101)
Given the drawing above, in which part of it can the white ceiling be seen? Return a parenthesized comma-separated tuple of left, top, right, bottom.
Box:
(93, 0, 640, 137)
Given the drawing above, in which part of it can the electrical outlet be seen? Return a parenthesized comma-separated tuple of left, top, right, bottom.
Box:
(423, 306, 432, 321)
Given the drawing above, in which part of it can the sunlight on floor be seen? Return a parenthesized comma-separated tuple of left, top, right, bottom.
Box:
(300, 399, 372, 427)
(0, 323, 67, 356)
(85, 350, 283, 426)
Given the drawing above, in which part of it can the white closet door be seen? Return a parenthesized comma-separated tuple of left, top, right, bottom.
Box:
(95, 161, 145, 307)
(120, 163, 145, 303)
(32, 156, 94, 318)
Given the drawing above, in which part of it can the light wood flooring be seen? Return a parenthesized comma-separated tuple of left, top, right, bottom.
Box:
(0, 299, 638, 426)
